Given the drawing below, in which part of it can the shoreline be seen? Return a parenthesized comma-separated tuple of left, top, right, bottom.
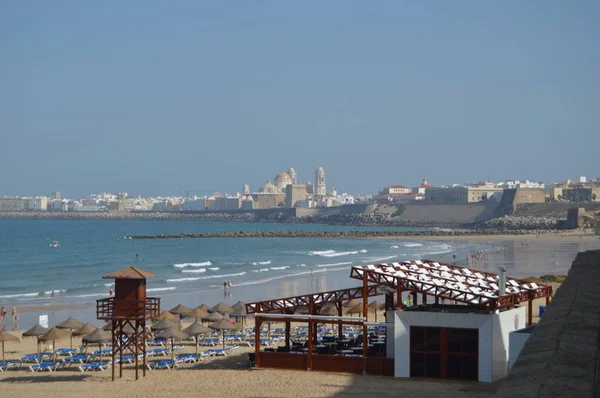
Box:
(125, 229, 598, 240)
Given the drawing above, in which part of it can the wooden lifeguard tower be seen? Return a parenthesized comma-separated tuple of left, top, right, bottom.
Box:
(96, 266, 161, 381)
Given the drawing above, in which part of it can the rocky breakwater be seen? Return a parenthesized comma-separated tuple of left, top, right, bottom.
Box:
(277, 213, 463, 229)
(127, 229, 562, 240)
(473, 215, 566, 230)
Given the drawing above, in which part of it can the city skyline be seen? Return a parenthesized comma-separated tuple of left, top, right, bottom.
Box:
(2, 2, 599, 198)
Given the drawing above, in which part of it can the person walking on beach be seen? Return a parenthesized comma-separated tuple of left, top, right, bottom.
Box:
(0, 306, 6, 331)
(11, 306, 18, 330)
(109, 287, 113, 296)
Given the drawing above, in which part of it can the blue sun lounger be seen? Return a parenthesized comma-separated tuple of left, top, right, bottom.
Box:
(21, 353, 51, 364)
(29, 362, 59, 372)
(78, 361, 111, 372)
(0, 360, 21, 372)
(146, 359, 181, 370)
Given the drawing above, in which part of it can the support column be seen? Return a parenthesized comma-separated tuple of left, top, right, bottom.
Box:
(528, 299, 533, 326)
(285, 321, 290, 351)
(111, 319, 116, 381)
(362, 271, 368, 374)
(307, 319, 313, 370)
(422, 293, 427, 305)
(435, 296, 439, 305)
(134, 320, 139, 381)
(254, 317, 261, 367)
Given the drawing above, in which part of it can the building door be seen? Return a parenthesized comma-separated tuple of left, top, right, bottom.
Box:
(410, 326, 478, 380)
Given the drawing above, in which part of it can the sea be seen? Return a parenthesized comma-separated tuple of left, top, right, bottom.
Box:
(1, 218, 596, 328)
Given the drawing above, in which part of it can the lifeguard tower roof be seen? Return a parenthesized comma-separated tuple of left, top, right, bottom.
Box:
(102, 266, 157, 280)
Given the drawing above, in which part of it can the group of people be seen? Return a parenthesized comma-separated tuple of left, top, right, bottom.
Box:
(0, 305, 18, 331)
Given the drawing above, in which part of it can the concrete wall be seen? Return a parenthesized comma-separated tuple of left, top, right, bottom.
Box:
(508, 327, 533, 369)
(497, 249, 600, 398)
(394, 202, 500, 223)
(492, 307, 526, 380)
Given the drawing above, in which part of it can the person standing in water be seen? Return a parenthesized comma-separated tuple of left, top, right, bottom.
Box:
(11, 306, 18, 330)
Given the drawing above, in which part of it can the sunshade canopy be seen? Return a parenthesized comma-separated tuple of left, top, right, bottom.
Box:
(209, 302, 234, 314)
(169, 304, 192, 315)
(201, 312, 223, 322)
(57, 317, 84, 330)
(73, 324, 97, 336)
(22, 324, 49, 337)
(183, 322, 212, 336)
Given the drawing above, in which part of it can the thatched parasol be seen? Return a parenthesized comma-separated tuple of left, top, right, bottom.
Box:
(0, 331, 19, 363)
(197, 303, 210, 312)
(232, 301, 246, 310)
(151, 319, 179, 331)
(345, 299, 361, 309)
(154, 310, 180, 322)
(22, 324, 49, 354)
(183, 322, 212, 355)
(209, 302, 234, 315)
(39, 327, 69, 360)
(72, 323, 97, 337)
(156, 326, 189, 360)
(368, 300, 385, 322)
(208, 318, 240, 350)
(82, 328, 112, 357)
(56, 317, 85, 349)
(320, 305, 339, 316)
(186, 307, 209, 322)
(169, 304, 192, 316)
(347, 303, 363, 315)
(201, 311, 223, 323)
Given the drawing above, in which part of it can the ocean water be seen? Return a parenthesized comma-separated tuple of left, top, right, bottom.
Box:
(0, 219, 465, 303)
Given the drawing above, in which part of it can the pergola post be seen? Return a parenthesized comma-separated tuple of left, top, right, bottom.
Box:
(254, 317, 261, 367)
(528, 298, 533, 326)
(362, 271, 368, 374)
(307, 297, 314, 370)
(422, 292, 427, 305)
(285, 321, 290, 351)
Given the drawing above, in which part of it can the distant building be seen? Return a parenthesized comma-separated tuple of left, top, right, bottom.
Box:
(314, 167, 326, 196)
(242, 184, 250, 195)
(412, 178, 435, 195)
(426, 184, 503, 203)
(183, 198, 207, 211)
(375, 183, 425, 204)
(0, 196, 48, 211)
(285, 184, 308, 208)
(50, 191, 61, 200)
(562, 187, 600, 202)
(504, 188, 546, 204)
(288, 167, 297, 184)
(213, 196, 242, 210)
(252, 193, 286, 209)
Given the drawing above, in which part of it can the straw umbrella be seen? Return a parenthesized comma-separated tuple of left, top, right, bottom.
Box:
(56, 317, 84, 349)
(72, 323, 97, 337)
(345, 299, 361, 309)
(22, 324, 49, 354)
(82, 328, 112, 357)
(232, 301, 245, 310)
(230, 305, 247, 328)
(347, 303, 363, 316)
(39, 327, 69, 361)
(156, 326, 189, 361)
(197, 303, 210, 312)
(320, 305, 341, 331)
(0, 330, 19, 363)
(368, 300, 384, 322)
(169, 304, 192, 316)
(150, 319, 179, 331)
(201, 311, 223, 323)
(210, 302, 234, 315)
(154, 310, 180, 322)
(186, 307, 209, 322)
(208, 318, 239, 350)
(183, 322, 212, 355)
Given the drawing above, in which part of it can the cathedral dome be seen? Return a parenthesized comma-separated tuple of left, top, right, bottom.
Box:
(276, 172, 291, 179)
(316, 167, 325, 175)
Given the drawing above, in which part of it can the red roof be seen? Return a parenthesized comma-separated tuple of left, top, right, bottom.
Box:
(102, 266, 157, 280)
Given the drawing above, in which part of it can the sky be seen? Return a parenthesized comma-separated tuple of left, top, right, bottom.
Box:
(1, 1, 599, 198)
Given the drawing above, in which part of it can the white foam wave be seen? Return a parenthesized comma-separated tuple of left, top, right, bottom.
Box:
(390, 245, 399, 249)
(403, 243, 423, 247)
(270, 266, 290, 270)
(359, 249, 368, 253)
(362, 256, 397, 263)
(208, 267, 220, 271)
(43, 289, 66, 295)
(173, 261, 212, 268)
(252, 260, 271, 265)
(167, 272, 246, 283)
(251, 268, 271, 273)
(147, 287, 177, 292)
(182, 268, 207, 273)
(0, 292, 39, 299)
(297, 264, 307, 267)
(309, 250, 335, 256)
(69, 293, 107, 298)
(316, 261, 353, 268)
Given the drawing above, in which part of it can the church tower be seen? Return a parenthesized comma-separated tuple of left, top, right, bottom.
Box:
(315, 167, 326, 196)
(288, 168, 297, 185)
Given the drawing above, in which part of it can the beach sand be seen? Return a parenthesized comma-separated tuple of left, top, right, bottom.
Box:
(0, 317, 492, 398)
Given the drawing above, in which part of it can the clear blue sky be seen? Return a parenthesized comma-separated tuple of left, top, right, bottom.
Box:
(1, 1, 598, 198)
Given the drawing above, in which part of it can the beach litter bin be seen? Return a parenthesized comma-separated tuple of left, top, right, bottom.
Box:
(539, 306, 545, 317)
(248, 352, 256, 368)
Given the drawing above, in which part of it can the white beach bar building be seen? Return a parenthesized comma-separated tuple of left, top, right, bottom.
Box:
(348, 261, 552, 383)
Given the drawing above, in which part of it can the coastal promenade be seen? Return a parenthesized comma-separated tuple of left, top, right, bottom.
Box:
(496, 249, 600, 397)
